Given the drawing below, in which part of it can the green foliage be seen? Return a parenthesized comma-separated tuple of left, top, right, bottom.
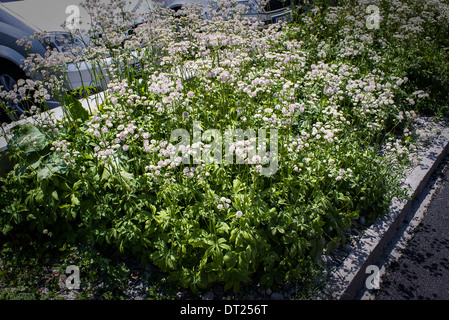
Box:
(300, 0, 449, 116)
(1, 0, 445, 296)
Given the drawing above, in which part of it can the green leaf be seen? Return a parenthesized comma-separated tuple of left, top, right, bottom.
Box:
(223, 268, 252, 293)
(217, 237, 231, 251)
(71, 194, 80, 206)
(233, 178, 244, 193)
(8, 124, 48, 153)
(216, 221, 230, 234)
(72, 180, 83, 191)
(119, 170, 134, 184)
(166, 252, 177, 270)
(2, 224, 13, 235)
(63, 93, 89, 122)
(223, 251, 237, 268)
(35, 153, 68, 181)
(189, 239, 208, 248)
(101, 167, 111, 182)
(37, 167, 52, 180)
(51, 190, 59, 201)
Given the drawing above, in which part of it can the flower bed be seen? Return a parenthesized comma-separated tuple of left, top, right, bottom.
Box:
(1, 0, 448, 298)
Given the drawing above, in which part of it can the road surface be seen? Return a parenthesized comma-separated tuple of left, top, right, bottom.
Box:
(374, 159, 449, 300)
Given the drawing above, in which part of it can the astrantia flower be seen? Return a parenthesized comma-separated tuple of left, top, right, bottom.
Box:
(235, 147, 244, 156)
(251, 155, 261, 164)
(236, 211, 243, 218)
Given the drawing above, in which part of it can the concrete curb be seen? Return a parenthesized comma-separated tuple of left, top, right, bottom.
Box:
(326, 125, 449, 300)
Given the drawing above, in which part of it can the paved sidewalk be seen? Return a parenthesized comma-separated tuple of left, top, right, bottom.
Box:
(374, 159, 449, 300)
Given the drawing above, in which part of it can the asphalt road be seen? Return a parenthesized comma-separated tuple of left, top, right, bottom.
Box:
(374, 162, 449, 300)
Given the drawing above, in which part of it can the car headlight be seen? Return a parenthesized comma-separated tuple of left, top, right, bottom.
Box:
(41, 32, 86, 55)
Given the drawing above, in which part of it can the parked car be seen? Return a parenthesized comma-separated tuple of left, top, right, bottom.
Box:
(0, 0, 153, 122)
(0, 0, 295, 122)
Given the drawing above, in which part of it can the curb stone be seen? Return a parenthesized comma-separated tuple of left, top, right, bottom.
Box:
(325, 122, 449, 300)
(357, 153, 449, 300)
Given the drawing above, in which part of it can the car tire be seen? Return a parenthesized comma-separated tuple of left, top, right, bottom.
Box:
(0, 60, 29, 123)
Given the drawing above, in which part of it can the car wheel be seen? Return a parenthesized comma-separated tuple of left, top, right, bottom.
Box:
(0, 61, 28, 123)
